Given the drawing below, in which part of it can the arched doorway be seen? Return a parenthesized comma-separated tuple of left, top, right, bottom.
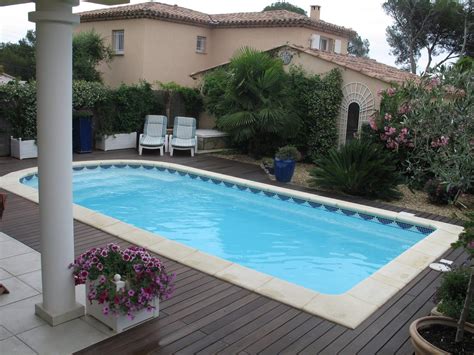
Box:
(338, 82, 375, 145)
(345, 102, 360, 142)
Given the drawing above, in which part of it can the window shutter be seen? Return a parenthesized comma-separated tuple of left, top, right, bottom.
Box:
(334, 39, 342, 54)
(310, 34, 320, 50)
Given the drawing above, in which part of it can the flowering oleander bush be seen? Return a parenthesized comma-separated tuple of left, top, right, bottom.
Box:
(69, 243, 174, 319)
(366, 66, 473, 203)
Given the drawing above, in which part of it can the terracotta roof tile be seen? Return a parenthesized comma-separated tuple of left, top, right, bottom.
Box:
(79, 2, 355, 37)
(190, 44, 417, 85)
(297, 46, 417, 84)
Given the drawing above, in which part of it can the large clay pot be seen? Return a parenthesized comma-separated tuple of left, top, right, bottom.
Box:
(409, 316, 474, 355)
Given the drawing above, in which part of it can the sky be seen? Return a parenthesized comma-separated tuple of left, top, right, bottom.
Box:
(0, 0, 433, 72)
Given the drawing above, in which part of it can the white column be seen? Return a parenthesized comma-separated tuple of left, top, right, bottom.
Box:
(29, 0, 84, 326)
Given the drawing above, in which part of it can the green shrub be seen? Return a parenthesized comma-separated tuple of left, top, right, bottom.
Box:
(96, 81, 164, 136)
(72, 80, 108, 110)
(0, 81, 37, 140)
(275, 145, 300, 160)
(435, 267, 474, 323)
(159, 82, 203, 119)
(366, 65, 474, 200)
(309, 139, 402, 200)
(287, 67, 343, 161)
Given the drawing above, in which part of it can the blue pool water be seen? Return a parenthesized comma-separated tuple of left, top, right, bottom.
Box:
(22, 165, 431, 294)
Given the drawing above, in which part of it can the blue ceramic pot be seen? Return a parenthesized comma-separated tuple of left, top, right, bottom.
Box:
(274, 158, 296, 183)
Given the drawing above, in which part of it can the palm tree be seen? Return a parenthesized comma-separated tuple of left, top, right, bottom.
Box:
(216, 47, 299, 156)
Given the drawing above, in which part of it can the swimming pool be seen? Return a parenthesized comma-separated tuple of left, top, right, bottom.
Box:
(8, 160, 460, 328)
(22, 163, 432, 294)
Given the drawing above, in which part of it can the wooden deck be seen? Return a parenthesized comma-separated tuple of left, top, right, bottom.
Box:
(0, 150, 466, 354)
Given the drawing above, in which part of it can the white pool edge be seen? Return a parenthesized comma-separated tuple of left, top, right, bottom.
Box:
(1, 159, 464, 329)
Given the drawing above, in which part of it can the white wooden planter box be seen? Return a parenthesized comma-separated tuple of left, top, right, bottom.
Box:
(10, 137, 38, 160)
(96, 132, 137, 151)
(85, 280, 159, 333)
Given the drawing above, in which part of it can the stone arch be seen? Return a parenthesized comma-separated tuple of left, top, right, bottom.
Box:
(338, 82, 375, 145)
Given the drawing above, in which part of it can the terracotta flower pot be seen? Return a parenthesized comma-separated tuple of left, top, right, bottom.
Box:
(409, 316, 474, 355)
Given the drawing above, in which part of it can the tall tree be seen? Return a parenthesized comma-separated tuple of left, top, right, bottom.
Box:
(383, 0, 471, 74)
(348, 35, 370, 57)
(0, 29, 112, 82)
(72, 30, 113, 82)
(263, 1, 307, 16)
(0, 30, 36, 80)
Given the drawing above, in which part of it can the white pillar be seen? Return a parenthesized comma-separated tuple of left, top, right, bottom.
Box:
(29, 0, 84, 326)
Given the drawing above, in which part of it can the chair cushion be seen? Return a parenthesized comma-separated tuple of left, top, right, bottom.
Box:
(171, 137, 196, 148)
(173, 116, 196, 140)
(140, 135, 165, 147)
(144, 115, 167, 138)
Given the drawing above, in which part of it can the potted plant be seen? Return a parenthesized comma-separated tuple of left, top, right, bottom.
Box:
(0, 81, 38, 159)
(274, 145, 299, 183)
(410, 211, 474, 354)
(261, 157, 275, 175)
(69, 243, 174, 333)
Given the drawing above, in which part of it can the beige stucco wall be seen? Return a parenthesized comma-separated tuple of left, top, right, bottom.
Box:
(290, 52, 391, 109)
(142, 20, 212, 87)
(76, 20, 146, 87)
(76, 18, 349, 88)
(209, 27, 348, 66)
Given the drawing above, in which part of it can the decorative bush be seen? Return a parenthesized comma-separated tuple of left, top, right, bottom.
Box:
(275, 145, 300, 160)
(0, 81, 37, 140)
(287, 67, 343, 162)
(159, 82, 203, 119)
(202, 47, 300, 157)
(72, 80, 108, 110)
(95, 81, 164, 136)
(309, 139, 402, 200)
(367, 65, 473, 201)
(70, 243, 174, 319)
(435, 267, 474, 323)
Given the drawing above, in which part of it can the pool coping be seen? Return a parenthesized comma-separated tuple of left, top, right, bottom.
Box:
(0, 159, 464, 329)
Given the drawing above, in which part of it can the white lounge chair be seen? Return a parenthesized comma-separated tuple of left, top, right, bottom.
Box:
(139, 115, 167, 156)
(170, 116, 197, 157)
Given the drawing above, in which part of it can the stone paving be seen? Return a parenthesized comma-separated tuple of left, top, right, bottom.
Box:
(0, 232, 114, 355)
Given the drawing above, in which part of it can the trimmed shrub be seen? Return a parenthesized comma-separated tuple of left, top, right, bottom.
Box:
(435, 267, 474, 323)
(0, 81, 36, 140)
(275, 145, 300, 160)
(95, 81, 164, 136)
(287, 67, 343, 162)
(309, 139, 402, 200)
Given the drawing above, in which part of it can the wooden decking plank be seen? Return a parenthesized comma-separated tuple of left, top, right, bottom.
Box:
(159, 291, 258, 347)
(279, 321, 335, 355)
(218, 307, 301, 354)
(241, 311, 312, 354)
(259, 316, 325, 355)
(299, 324, 347, 354)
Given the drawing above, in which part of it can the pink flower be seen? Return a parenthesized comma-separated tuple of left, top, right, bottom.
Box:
(102, 306, 109, 316)
(122, 254, 131, 262)
(98, 275, 106, 284)
(384, 113, 392, 121)
(128, 289, 135, 297)
(96, 263, 104, 271)
(386, 87, 396, 97)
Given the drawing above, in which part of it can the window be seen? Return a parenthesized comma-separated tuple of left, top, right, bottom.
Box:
(112, 30, 124, 55)
(320, 38, 328, 51)
(196, 36, 206, 53)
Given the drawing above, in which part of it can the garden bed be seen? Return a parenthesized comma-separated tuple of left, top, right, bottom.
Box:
(211, 152, 473, 220)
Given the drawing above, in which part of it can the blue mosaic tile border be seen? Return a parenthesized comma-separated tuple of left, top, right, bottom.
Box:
(20, 164, 436, 236)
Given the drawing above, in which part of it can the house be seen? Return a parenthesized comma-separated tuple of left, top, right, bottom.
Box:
(191, 44, 417, 145)
(77, 2, 355, 87)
